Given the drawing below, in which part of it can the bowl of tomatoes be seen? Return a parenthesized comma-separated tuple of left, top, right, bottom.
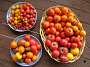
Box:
(40, 6, 86, 63)
(10, 34, 42, 66)
(7, 2, 37, 32)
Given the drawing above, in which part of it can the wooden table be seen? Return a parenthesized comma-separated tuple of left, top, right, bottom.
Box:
(0, 0, 90, 67)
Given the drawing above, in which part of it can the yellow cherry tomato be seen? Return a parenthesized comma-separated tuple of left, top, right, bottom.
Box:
(67, 53, 74, 60)
(32, 55, 37, 61)
(16, 52, 22, 60)
(71, 48, 79, 56)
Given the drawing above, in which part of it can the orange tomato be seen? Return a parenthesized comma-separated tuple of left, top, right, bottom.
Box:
(25, 58, 31, 64)
(54, 7, 61, 15)
(80, 30, 86, 36)
(25, 41, 30, 47)
(61, 7, 69, 15)
(11, 55, 17, 62)
(18, 46, 25, 53)
(55, 23, 62, 31)
(26, 52, 33, 59)
(66, 22, 72, 27)
(10, 40, 17, 49)
(32, 55, 37, 61)
(61, 15, 68, 21)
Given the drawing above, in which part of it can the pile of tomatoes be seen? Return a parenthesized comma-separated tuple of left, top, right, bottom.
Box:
(10, 34, 41, 64)
(8, 3, 37, 31)
(42, 6, 86, 62)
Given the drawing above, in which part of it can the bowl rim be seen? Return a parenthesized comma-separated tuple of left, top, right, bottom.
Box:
(6, 2, 37, 32)
(10, 34, 42, 66)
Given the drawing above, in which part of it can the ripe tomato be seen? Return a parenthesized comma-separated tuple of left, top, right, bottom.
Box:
(43, 21, 50, 29)
(55, 36, 61, 42)
(60, 32, 65, 38)
(47, 34, 55, 41)
(50, 27, 56, 34)
(45, 28, 51, 34)
(24, 34, 31, 41)
(46, 16, 53, 22)
(30, 39, 36, 46)
(61, 7, 69, 15)
(55, 23, 62, 31)
(25, 58, 31, 64)
(31, 45, 37, 52)
(54, 15, 61, 23)
(47, 8, 55, 16)
(54, 7, 61, 15)
(71, 43, 78, 48)
(60, 39, 68, 47)
(36, 44, 41, 50)
(61, 15, 68, 21)
(50, 42, 58, 50)
(49, 23, 54, 27)
(52, 50, 60, 58)
(45, 39, 52, 47)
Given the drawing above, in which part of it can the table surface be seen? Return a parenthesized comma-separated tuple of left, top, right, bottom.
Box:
(0, 0, 90, 67)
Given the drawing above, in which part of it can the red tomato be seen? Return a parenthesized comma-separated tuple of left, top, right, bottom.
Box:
(47, 34, 55, 41)
(55, 36, 61, 42)
(52, 50, 60, 58)
(30, 39, 36, 46)
(31, 45, 37, 52)
(45, 28, 51, 34)
(50, 42, 58, 50)
(50, 27, 56, 34)
(45, 39, 52, 47)
(24, 34, 31, 41)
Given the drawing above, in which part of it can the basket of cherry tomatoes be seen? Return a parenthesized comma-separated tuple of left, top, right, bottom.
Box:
(7, 2, 37, 32)
(10, 34, 42, 66)
(40, 6, 86, 63)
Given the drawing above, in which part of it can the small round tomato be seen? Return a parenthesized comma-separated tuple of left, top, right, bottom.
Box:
(32, 55, 37, 61)
(30, 39, 36, 46)
(26, 52, 33, 58)
(46, 16, 53, 22)
(36, 44, 41, 50)
(80, 30, 86, 36)
(72, 26, 79, 32)
(50, 27, 56, 34)
(47, 8, 55, 16)
(47, 34, 55, 41)
(31, 45, 37, 52)
(10, 40, 17, 49)
(18, 46, 25, 53)
(60, 22, 65, 27)
(45, 28, 51, 34)
(55, 36, 61, 42)
(55, 23, 62, 31)
(61, 7, 69, 14)
(52, 50, 60, 58)
(43, 21, 50, 29)
(54, 7, 61, 15)
(66, 22, 72, 27)
(61, 15, 68, 21)
(60, 32, 65, 38)
(71, 43, 78, 48)
(45, 39, 52, 47)
(24, 34, 31, 41)
(55, 31, 60, 36)
(25, 58, 31, 64)
(54, 15, 61, 23)
(50, 22, 54, 27)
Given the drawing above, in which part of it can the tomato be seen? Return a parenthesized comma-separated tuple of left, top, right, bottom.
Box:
(36, 44, 41, 50)
(66, 22, 72, 27)
(54, 7, 61, 15)
(46, 16, 53, 22)
(45, 28, 51, 34)
(31, 45, 37, 52)
(47, 8, 55, 16)
(59, 47, 68, 55)
(54, 15, 61, 22)
(17, 39, 26, 46)
(64, 27, 74, 36)
(61, 7, 69, 15)
(61, 15, 68, 21)
(25, 58, 31, 64)
(50, 42, 58, 50)
(30, 39, 36, 46)
(71, 43, 78, 48)
(26, 52, 33, 58)
(55, 36, 61, 42)
(18, 46, 25, 53)
(52, 50, 60, 58)
(50, 27, 56, 34)
(50, 22, 54, 27)
(47, 34, 55, 41)
(43, 21, 50, 29)
(55, 23, 62, 31)
(60, 39, 68, 47)
(24, 34, 31, 41)
(55, 31, 60, 36)
(45, 39, 52, 47)
(80, 30, 86, 36)
(60, 32, 65, 38)
(10, 40, 17, 49)
(32, 55, 37, 61)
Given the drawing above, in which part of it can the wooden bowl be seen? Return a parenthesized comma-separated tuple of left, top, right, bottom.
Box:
(40, 5, 86, 63)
